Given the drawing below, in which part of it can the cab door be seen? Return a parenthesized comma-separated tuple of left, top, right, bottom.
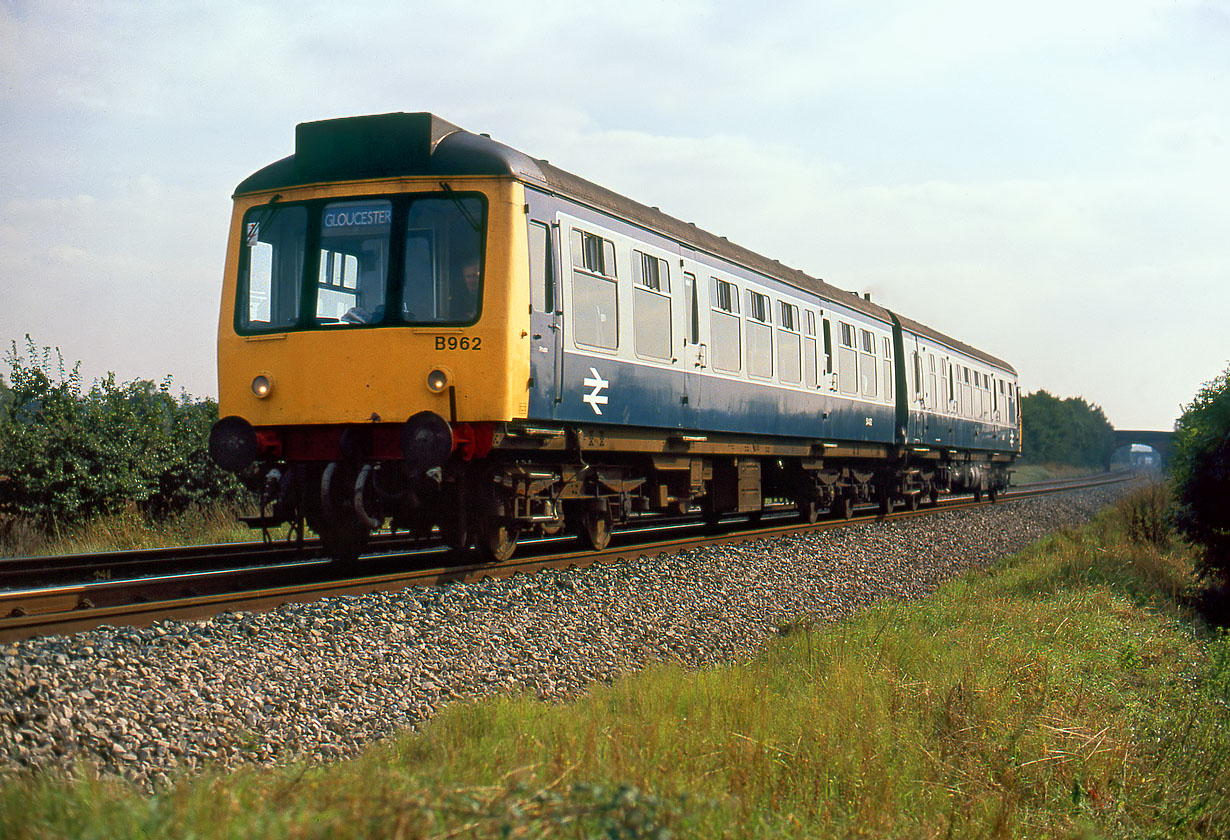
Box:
(527, 218, 563, 418)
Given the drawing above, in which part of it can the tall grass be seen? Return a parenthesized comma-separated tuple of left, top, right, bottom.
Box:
(2, 486, 1228, 838)
(0, 503, 255, 558)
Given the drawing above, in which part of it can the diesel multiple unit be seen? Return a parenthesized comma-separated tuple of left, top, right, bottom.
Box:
(208, 113, 1021, 561)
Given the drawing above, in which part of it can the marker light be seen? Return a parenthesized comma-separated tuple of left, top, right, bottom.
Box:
(426, 369, 449, 393)
(251, 375, 272, 398)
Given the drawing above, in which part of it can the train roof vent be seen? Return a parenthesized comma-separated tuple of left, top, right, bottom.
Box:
(294, 112, 462, 182)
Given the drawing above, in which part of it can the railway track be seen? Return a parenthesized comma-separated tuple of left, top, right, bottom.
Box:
(0, 473, 1129, 643)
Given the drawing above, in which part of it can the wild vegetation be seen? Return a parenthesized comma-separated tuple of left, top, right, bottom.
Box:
(1169, 362, 1230, 589)
(1020, 390, 1116, 467)
(1, 485, 1228, 838)
(0, 339, 247, 555)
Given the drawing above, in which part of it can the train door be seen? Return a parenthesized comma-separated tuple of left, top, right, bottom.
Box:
(679, 249, 708, 423)
(527, 218, 563, 417)
(903, 334, 925, 444)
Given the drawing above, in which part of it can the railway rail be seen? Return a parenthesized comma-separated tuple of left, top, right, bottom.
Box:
(0, 473, 1128, 643)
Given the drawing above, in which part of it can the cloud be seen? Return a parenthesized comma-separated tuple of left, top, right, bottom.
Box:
(2, 0, 1227, 429)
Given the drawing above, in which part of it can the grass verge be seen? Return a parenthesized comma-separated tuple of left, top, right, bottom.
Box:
(0, 504, 256, 558)
(2, 487, 1229, 838)
(1011, 462, 1108, 485)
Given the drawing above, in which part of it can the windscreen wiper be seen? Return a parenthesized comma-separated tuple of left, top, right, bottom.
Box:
(439, 182, 482, 233)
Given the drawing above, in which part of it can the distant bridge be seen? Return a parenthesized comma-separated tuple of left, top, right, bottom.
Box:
(1112, 429, 1175, 464)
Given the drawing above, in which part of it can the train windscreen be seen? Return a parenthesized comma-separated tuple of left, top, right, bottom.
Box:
(235, 192, 486, 334)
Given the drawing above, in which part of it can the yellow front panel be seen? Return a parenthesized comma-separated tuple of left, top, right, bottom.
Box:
(217, 178, 531, 426)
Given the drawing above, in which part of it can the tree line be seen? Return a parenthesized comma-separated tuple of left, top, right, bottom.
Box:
(1019, 390, 1116, 467)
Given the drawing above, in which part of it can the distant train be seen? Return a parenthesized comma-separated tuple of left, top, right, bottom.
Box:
(208, 113, 1020, 561)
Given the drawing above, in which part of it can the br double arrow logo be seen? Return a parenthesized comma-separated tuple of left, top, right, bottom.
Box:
(582, 367, 609, 415)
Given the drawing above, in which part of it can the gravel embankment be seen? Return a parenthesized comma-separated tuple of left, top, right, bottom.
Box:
(1, 484, 1127, 790)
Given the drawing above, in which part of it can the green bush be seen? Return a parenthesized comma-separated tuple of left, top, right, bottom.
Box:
(1020, 389, 1116, 467)
(0, 338, 245, 530)
(1170, 362, 1230, 586)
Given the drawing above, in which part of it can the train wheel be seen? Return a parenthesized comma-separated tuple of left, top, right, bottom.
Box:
(929, 488, 940, 506)
(319, 519, 369, 565)
(907, 493, 920, 512)
(578, 506, 613, 551)
(988, 485, 998, 503)
(477, 520, 518, 563)
(798, 498, 820, 524)
(879, 495, 893, 515)
(317, 462, 370, 564)
(439, 505, 469, 552)
(973, 487, 984, 503)
(834, 495, 854, 520)
(437, 478, 470, 552)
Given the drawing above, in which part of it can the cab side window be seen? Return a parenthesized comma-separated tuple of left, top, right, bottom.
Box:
(528, 221, 553, 314)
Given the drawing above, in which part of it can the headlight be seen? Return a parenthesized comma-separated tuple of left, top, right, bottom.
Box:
(251, 375, 272, 398)
(426, 369, 448, 393)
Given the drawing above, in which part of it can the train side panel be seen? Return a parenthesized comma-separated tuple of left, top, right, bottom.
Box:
(524, 188, 900, 444)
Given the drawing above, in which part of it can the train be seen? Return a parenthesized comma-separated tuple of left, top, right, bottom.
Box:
(207, 112, 1021, 562)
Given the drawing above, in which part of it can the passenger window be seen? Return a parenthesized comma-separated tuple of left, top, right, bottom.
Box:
(632, 250, 672, 361)
(745, 290, 773, 379)
(571, 229, 616, 277)
(710, 277, 742, 373)
(712, 276, 739, 314)
(777, 301, 802, 384)
(632, 251, 669, 292)
(837, 322, 857, 394)
(859, 329, 877, 398)
(746, 290, 770, 324)
(570, 227, 619, 350)
(779, 301, 798, 331)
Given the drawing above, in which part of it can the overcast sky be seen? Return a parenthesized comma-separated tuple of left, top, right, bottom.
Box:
(2, 0, 1226, 430)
